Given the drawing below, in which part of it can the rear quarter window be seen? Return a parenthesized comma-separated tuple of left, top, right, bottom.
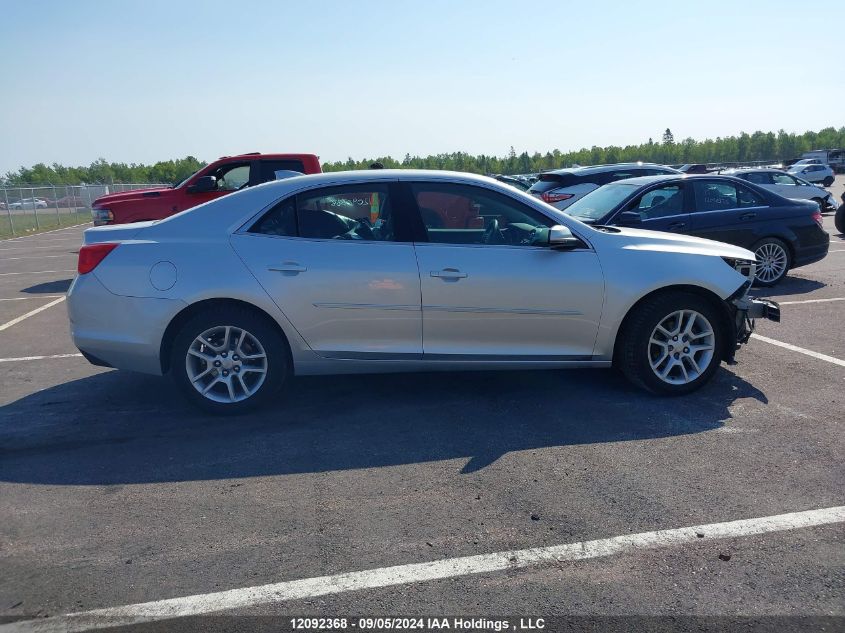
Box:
(528, 173, 578, 193)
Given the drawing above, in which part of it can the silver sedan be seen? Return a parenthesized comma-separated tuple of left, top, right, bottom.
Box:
(67, 170, 779, 413)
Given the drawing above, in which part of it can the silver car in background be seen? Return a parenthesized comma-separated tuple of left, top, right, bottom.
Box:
(724, 168, 839, 213)
(67, 170, 779, 413)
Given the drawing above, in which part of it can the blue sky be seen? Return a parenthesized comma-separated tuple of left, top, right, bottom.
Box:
(1, 0, 843, 174)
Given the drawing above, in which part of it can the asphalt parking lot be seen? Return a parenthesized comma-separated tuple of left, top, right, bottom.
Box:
(1, 180, 843, 630)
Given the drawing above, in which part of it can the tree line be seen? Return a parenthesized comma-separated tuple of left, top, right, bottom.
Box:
(4, 126, 843, 186)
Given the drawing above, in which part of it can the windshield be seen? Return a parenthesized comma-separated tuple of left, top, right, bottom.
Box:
(173, 166, 205, 189)
(565, 183, 638, 220)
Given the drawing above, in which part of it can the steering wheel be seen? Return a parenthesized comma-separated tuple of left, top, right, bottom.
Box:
(483, 218, 504, 245)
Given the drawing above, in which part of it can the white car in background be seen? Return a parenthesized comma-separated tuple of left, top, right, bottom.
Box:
(8, 197, 48, 210)
(724, 168, 839, 213)
(787, 163, 835, 187)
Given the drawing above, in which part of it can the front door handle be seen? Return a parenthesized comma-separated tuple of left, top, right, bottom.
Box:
(740, 212, 757, 221)
(431, 268, 468, 280)
(268, 262, 307, 274)
(667, 221, 686, 231)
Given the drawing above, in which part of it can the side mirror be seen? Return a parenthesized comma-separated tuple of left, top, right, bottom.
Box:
(617, 211, 642, 226)
(548, 225, 581, 250)
(187, 175, 217, 193)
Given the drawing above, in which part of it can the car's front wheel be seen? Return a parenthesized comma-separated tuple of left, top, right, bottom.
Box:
(171, 306, 290, 414)
(617, 292, 724, 395)
(752, 237, 791, 286)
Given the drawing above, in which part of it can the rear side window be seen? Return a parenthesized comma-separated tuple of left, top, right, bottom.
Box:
(693, 181, 765, 211)
(260, 160, 306, 182)
(249, 184, 395, 241)
(743, 172, 772, 185)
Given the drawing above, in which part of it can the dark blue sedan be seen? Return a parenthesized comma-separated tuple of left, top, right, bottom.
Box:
(562, 174, 830, 285)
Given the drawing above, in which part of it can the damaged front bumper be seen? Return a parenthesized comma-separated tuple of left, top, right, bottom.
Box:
(731, 292, 781, 350)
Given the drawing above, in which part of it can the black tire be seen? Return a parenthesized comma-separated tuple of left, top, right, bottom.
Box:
(751, 237, 791, 287)
(811, 198, 825, 213)
(170, 305, 290, 414)
(822, 176, 834, 187)
(835, 206, 845, 235)
(616, 292, 725, 396)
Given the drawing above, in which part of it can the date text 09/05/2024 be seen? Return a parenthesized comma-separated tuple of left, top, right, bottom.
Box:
(290, 617, 546, 631)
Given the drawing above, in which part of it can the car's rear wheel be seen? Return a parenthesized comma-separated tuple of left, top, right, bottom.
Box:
(617, 292, 724, 395)
(752, 237, 790, 286)
(171, 306, 290, 414)
(822, 176, 834, 187)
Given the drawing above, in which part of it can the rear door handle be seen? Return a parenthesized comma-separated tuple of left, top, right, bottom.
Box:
(667, 221, 686, 231)
(740, 212, 757, 221)
(268, 262, 307, 274)
(431, 268, 467, 280)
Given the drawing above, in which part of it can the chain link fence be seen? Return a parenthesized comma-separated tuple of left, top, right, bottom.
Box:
(0, 183, 167, 238)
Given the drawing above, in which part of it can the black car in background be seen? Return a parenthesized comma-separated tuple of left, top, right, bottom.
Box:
(563, 175, 830, 286)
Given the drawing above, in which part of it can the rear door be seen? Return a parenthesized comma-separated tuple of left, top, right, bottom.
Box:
(231, 181, 423, 358)
(688, 179, 769, 248)
(613, 181, 691, 233)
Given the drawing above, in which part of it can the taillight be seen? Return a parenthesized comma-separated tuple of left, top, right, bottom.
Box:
(812, 208, 823, 229)
(541, 191, 575, 204)
(78, 243, 119, 274)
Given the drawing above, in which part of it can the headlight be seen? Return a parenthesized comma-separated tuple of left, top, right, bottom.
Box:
(92, 208, 113, 225)
(722, 257, 756, 281)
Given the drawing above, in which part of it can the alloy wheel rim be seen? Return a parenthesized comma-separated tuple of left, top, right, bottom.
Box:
(185, 325, 267, 403)
(648, 310, 715, 385)
(754, 243, 787, 283)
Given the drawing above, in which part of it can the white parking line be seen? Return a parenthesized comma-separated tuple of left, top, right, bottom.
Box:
(0, 245, 79, 252)
(751, 333, 845, 368)
(1, 222, 90, 242)
(2, 506, 842, 633)
(778, 297, 845, 305)
(0, 353, 82, 363)
(1, 254, 75, 261)
(0, 296, 66, 332)
(0, 295, 64, 302)
(0, 269, 75, 276)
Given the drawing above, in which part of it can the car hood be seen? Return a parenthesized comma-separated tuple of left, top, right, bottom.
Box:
(599, 225, 756, 261)
(92, 187, 174, 207)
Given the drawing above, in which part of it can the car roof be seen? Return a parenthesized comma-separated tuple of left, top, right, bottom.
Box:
(721, 168, 782, 174)
(544, 162, 678, 176)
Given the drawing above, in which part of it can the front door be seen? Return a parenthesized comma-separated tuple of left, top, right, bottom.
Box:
(231, 181, 423, 358)
(178, 161, 254, 213)
(613, 181, 691, 233)
(405, 181, 604, 359)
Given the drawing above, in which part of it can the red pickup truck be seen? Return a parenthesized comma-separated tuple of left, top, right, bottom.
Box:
(92, 152, 321, 225)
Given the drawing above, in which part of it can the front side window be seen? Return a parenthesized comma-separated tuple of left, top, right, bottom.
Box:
(628, 184, 685, 219)
(772, 173, 797, 186)
(212, 163, 251, 191)
(410, 183, 553, 246)
(249, 184, 394, 241)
